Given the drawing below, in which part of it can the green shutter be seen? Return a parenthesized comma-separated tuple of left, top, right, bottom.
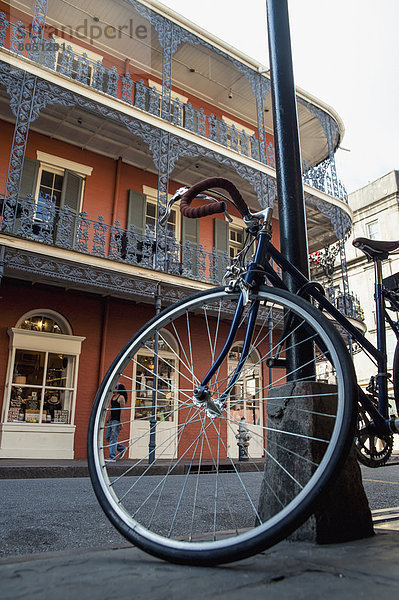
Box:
(214, 218, 229, 253)
(213, 218, 229, 283)
(19, 157, 39, 199)
(182, 215, 199, 247)
(127, 190, 146, 234)
(60, 170, 84, 213)
(182, 215, 199, 276)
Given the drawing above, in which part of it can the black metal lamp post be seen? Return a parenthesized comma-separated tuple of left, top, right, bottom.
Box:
(266, 0, 314, 379)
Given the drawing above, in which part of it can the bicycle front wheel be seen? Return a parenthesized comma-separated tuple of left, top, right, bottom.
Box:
(88, 286, 356, 565)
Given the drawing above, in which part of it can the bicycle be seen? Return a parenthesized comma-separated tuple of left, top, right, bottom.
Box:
(87, 177, 399, 566)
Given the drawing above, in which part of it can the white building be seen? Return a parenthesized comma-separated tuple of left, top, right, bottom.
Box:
(345, 171, 399, 452)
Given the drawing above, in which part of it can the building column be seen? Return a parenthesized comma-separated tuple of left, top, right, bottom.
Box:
(2, 0, 48, 232)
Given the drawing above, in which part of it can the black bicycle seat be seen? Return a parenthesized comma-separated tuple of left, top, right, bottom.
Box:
(353, 237, 399, 260)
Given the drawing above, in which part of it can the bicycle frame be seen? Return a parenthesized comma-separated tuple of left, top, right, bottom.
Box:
(197, 220, 399, 437)
(266, 239, 399, 437)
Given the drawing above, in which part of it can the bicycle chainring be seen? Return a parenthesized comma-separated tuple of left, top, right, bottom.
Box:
(355, 397, 393, 467)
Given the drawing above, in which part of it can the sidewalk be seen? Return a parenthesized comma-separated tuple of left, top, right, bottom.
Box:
(1, 529, 398, 599)
(0, 457, 267, 478)
(1, 456, 398, 598)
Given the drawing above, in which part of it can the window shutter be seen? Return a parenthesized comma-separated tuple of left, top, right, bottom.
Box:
(214, 218, 229, 253)
(182, 215, 199, 247)
(19, 157, 39, 199)
(60, 170, 84, 213)
(127, 190, 146, 234)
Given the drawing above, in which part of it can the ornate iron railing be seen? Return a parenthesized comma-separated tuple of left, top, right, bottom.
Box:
(0, 194, 231, 285)
(324, 287, 364, 322)
(0, 13, 348, 202)
(1, 194, 362, 319)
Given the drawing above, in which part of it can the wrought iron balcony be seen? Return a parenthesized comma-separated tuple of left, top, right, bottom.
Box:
(0, 13, 348, 203)
(309, 248, 364, 323)
(0, 195, 231, 286)
(331, 289, 364, 322)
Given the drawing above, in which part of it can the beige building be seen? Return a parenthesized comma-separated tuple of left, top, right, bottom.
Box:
(345, 171, 399, 451)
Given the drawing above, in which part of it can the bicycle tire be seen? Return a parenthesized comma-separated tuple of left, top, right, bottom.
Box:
(87, 286, 357, 566)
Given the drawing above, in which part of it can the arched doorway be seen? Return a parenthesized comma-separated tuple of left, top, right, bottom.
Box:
(227, 343, 264, 459)
(130, 328, 179, 459)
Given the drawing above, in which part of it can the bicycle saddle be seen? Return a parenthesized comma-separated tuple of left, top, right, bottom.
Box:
(353, 237, 399, 260)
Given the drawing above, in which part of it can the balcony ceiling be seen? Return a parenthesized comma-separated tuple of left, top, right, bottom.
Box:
(13, 0, 339, 167)
(0, 84, 338, 253)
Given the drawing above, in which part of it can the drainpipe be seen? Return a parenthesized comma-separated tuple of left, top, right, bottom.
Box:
(97, 297, 110, 387)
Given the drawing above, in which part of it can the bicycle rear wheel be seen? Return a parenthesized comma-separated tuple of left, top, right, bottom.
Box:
(88, 286, 356, 565)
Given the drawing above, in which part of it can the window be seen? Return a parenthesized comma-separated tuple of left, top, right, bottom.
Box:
(145, 199, 177, 238)
(127, 186, 180, 239)
(53, 36, 103, 87)
(133, 329, 178, 422)
(213, 217, 245, 280)
(222, 115, 255, 154)
(9, 350, 75, 424)
(18, 153, 91, 242)
(367, 220, 379, 240)
(3, 311, 85, 427)
(228, 344, 262, 426)
(229, 224, 244, 259)
(20, 313, 65, 334)
(35, 166, 65, 226)
(147, 80, 188, 122)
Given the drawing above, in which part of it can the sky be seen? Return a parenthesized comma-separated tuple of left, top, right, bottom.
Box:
(160, 0, 399, 194)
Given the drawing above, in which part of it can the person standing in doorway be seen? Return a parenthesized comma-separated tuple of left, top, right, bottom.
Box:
(105, 383, 128, 462)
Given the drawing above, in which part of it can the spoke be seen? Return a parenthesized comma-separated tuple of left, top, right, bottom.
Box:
(186, 310, 196, 392)
(208, 418, 263, 526)
(200, 415, 240, 537)
(148, 404, 198, 531)
(125, 415, 217, 513)
(111, 410, 204, 490)
(167, 407, 204, 538)
(140, 344, 198, 391)
(157, 330, 201, 388)
(189, 410, 207, 541)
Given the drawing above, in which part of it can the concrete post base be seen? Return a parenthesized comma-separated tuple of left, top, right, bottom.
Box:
(258, 381, 374, 543)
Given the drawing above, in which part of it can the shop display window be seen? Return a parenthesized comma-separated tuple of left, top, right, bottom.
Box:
(134, 354, 175, 422)
(133, 329, 178, 423)
(8, 350, 75, 424)
(228, 344, 262, 426)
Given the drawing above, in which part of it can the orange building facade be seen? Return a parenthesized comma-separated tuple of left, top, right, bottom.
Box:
(0, 0, 353, 460)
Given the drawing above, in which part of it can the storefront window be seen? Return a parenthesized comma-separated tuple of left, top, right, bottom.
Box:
(20, 314, 65, 334)
(228, 344, 262, 426)
(3, 310, 84, 429)
(133, 329, 177, 422)
(8, 349, 75, 424)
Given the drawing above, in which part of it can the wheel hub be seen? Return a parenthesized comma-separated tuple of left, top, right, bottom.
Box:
(193, 386, 223, 418)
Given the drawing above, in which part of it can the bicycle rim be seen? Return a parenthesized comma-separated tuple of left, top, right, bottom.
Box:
(88, 286, 356, 565)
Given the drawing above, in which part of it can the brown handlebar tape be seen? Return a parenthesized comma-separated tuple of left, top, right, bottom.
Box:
(180, 177, 250, 218)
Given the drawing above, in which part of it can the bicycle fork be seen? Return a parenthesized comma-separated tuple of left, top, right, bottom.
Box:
(193, 229, 269, 418)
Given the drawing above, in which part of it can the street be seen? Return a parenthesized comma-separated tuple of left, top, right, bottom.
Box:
(0, 462, 397, 560)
